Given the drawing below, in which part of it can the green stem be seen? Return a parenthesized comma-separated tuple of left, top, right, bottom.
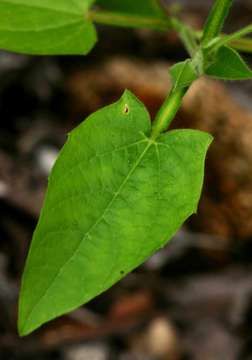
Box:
(195, 30, 252, 53)
(88, 9, 199, 57)
(89, 5, 252, 54)
(202, 0, 234, 45)
(215, 23, 252, 49)
(88, 9, 172, 31)
(229, 37, 252, 53)
(151, 87, 188, 140)
(171, 18, 198, 57)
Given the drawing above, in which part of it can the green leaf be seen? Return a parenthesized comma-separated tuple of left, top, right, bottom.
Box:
(0, 0, 97, 55)
(170, 60, 198, 91)
(95, 0, 167, 18)
(18, 90, 212, 336)
(206, 45, 252, 80)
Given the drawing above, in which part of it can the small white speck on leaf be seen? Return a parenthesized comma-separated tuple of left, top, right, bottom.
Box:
(123, 104, 129, 115)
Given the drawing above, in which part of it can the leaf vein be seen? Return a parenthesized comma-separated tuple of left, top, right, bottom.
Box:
(22, 139, 153, 329)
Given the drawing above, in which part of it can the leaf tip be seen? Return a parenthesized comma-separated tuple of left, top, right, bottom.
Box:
(121, 88, 134, 100)
(197, 130, 214, 149)
(17, 316, 31, 337)
(17, 293, 39, 337)
(120, 89, 149, 114)
(206, 132, 214, 146)
(18, 310, 42, 337)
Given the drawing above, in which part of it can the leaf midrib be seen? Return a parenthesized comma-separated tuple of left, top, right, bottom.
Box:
(21, 138, 154, 333)
(0, 18, 84, 33)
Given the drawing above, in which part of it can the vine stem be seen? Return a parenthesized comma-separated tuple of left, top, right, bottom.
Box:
(151, 0, 235, 140)
(88, 10, 198, 57)
(202, 0, 234, 45)
(88, 10, 172, 31)
(90, 0, 239, 140)
(214, 23, 252, 49)
(150, 87, 188, 140)
(194, 30, 252, 53)
(89, 8, 252, 54)
(228, 37, 252, 53)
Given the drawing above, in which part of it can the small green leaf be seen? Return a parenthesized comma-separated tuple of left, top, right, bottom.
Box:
(95, 0, 167, 18)
(170, 60, 198, 91)
(18, 90, 212, 336)
(0, 0, 97, 55)
(206, 45, 252, 80)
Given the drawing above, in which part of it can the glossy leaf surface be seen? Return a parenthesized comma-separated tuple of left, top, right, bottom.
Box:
(18, 91, 212, 336)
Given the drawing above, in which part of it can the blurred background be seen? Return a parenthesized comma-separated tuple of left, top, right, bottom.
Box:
(1, 0, 252, 359)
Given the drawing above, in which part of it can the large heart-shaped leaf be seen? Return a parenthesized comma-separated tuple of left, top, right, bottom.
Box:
(18, 90, 212, 336)
(0, 0, 96, 55)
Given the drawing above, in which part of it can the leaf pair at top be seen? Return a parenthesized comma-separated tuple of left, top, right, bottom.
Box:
(0, 0, 167, 55)
(169, 44, 252, 92)
(199, 0, 252, 80)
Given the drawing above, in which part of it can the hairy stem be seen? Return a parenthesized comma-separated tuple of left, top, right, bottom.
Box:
(202, 0, 234, 45)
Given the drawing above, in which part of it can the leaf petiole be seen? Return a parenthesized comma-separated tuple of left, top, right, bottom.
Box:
(213, 23, 252, 50)
(229, 36, 252, 53)
(194, 30, 252, 54)
(89, 9, 199, 57)
(88, 9, 172, 31)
